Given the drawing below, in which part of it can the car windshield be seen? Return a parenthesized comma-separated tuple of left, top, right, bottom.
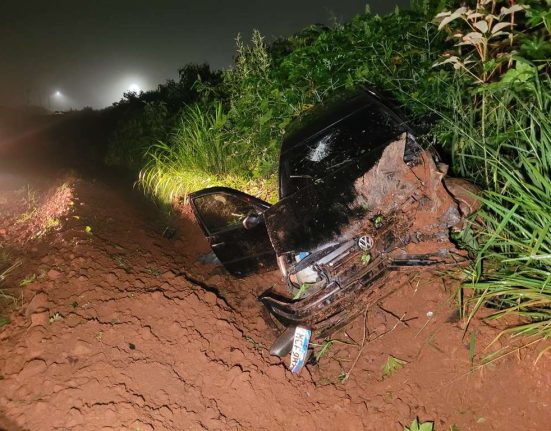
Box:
(279, 103, 405, 197)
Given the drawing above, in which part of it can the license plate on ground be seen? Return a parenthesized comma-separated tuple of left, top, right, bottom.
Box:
(289, 326, 311, 373)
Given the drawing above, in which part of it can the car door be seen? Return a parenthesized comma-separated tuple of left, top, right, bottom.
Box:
(189, 187, 277, 277)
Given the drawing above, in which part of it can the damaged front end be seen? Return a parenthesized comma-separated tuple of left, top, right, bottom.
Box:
(260, 133, 476, 356)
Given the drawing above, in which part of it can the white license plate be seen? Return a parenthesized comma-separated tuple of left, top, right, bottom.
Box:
(289, 326, 311, 373)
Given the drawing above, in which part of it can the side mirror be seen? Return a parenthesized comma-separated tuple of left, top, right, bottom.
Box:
(242, 213, 262, 230)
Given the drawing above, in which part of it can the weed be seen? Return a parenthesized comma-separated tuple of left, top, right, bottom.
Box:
(19, 273, 37, 287)
(314, 340, 335, 362)
(16, 208, 37, 224)
(449, 82, 551, 340)
(0, 250, 20, 283)
(293, 283, 313, 300)
(244, 335, 266, 352)
(337, 372, 348, 382)
(373, 214, 385, 229)
(434, 2, 527, 85)
(382, 355, 407, 379)
(0, 248, 21, 327)
(361, 252, 372, 265)
(404, 418, 434, 431)
(22, 184, 36, 211)
(48, 312, 63, 323)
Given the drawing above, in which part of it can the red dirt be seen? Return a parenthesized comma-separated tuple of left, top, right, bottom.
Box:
(0, 167, 550, 431)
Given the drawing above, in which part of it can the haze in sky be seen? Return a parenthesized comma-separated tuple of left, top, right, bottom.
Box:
(0, 0, 409, 109)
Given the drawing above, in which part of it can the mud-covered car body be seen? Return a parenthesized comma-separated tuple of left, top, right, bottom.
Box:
(190, 89, 475, 355)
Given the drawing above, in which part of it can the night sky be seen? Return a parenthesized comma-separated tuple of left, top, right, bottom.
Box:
(1, 0, 409, 109)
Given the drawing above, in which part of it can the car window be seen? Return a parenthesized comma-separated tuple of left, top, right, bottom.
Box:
(280, 104, 405, 197)
(193, 192, 259, 234)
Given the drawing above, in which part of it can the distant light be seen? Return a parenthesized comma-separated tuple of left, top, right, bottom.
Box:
(128, 83, 141, 93)
(54, 91, 62, 97)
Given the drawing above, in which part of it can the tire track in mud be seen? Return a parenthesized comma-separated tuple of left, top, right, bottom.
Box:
(0, 175, 368, 431)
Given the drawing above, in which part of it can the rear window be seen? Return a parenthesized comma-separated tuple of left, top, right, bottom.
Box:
(279, 104, 405, 197)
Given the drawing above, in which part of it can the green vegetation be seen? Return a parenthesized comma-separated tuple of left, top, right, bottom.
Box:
(105, 0, 550, 342)
(431, 0, 551, 341)
(404, 418, 434, 431)
(382, 355, 407, 378)
(19, 273, 37, 287)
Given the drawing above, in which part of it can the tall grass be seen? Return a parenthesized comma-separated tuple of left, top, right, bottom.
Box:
(445, 78, 551, 339)
(139, 101, 278, 202)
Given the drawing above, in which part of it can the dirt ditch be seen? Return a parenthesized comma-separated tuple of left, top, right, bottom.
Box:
(0, 168, 549, 431)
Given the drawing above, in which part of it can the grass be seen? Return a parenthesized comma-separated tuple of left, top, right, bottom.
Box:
(445, 77, 551, 341)
(138, 101, 279, 203)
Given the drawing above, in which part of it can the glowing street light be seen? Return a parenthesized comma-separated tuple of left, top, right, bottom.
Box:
(49, 90, 65, 111)
(128, 83, 141, 93)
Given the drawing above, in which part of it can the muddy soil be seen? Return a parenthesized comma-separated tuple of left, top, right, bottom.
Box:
(0, 164, 549, 431)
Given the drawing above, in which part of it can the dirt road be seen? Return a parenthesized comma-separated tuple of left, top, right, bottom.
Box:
(0, 161, 549, 430)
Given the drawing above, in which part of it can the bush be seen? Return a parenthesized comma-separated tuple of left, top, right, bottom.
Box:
(104, 63, 220, 171)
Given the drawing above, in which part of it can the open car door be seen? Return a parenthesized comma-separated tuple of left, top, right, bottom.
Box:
(189, 187, 278, 277)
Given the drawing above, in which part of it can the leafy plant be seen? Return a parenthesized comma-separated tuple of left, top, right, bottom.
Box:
(48, 312, 63, 323)
(293, 283, 313, 300)
(434, 1, 527, 84)
(429, 1, 551, 342)
(361, 252, 372, 265)
(382, 355, 407, 378)
(404, 418, 434, 431)
(19, 273, 37, 287)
